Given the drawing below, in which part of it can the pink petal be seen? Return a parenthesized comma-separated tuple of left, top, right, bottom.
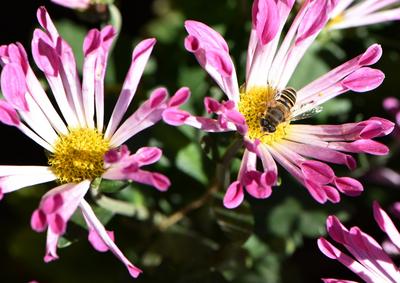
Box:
(243, 171, 272, 199)
(322, 279, 359, 283)
(162, 108, 190, 126)
(168, 87, 190, 107)
(88, 229, 115, 252)
(318, 237, 341, 259)
(296, 0, 333, 43)
(134, 147, 162, 166)
(351, 140, 389, 155)
(300, 160, 335, 185)
(205, 48, 233, 77)
(184, 35, 200, 52)
(37, 6, 59, 40)
(373, 201, 400, 251)
(1, 63, 28, 111)
(31, 29, 59, 76)
(223, 181, 244, 209)
(184, 20, 229, 52)
(31, 209, 48, 232)
(252, 0, 280, 45)
(368, 117, 395, 136)
(41, 193, 64, 214)
(359, 44, 383, 66)
(83, 29, 101, 56)
(48, 213, 66, 235)
(0, 100, 20, 126)
(333, 177, 363, 196)
(342, 67, 385, 92)
(324, 186, 341, 203)
(304, 179, 327, 204)
(79, 199, 143, 278)
(204, 97, 221, 113)
(44, 228, 60, 263)
(326, 215, 348, 243)
(105, 38, 156, 139)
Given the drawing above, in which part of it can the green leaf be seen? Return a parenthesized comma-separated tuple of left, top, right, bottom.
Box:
(99, 179, 128, 193)
(267, 198, 302, 237)
(57, 236, 76, 249)
(299, 211, 328, 238)
(176, 143, 208, 184)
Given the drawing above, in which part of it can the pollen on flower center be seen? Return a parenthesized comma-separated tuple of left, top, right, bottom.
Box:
(327, 13, 344, 28)
(48, 128, 110, 184)
(238, 86, 290, 145)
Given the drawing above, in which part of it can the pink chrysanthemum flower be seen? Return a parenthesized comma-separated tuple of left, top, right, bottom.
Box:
(0, 7, 188, 278)
(318, 201, 400, 283)
(328, 0, 400, 30)
(50, 0, 91, 10)
(163, 0, 394, 208)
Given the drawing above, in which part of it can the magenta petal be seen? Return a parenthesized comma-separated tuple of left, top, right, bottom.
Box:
(48, 213, 66, 235)
(243, 171, 272, 199)
(31, 29, 59, 76)
(128, 265, 143, 278)
(149, 88, 168, 108)
(323, 186, 341, 203)
(168, 87, 190, 107)
(151, 173, 170, 191)
(296, 0, 331, 43)
(0, 188, 3, 201)
(204, 97, 221, 113)
(334, 177, 363, 196)
(317, 237, 341, 259)
(162, 108, 190, 126)
(252, 0, 280, 45)
(1, 63, 28, 111)
(300, 160, 335, 185)
(132, 38, 156, 61)
(41, 193, 64, 214)
(31, 209, 48, 232)
(206, 48, 233, 77)
(184, 20, 229, 52)
(135, 147, 162, 165)
(88, 229, 115, 252)
(264, 170, 277, 187)
(342, 67, 385, 92)
(326, 215, 348, 243)
(0, 100, 20, 126)
(83, 29, 101, 56)
(351, 140, 389, 155)
(184, 35, 200, 52)
(104, 149, 120, 164)
(223, 181, 244, 209)
(359, 44, 382, 66)
(368, 117, 395, 136)
(359, 121, 386, 139)
(304, 179, 327, 204)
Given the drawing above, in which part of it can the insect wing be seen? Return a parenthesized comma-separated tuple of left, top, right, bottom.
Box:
(290, 106, 323, 122)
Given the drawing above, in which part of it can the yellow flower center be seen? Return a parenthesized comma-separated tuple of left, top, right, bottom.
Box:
(48, 128, 110, 184)
(238, 86, 290, 145)
(327, 13, 344, 29)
